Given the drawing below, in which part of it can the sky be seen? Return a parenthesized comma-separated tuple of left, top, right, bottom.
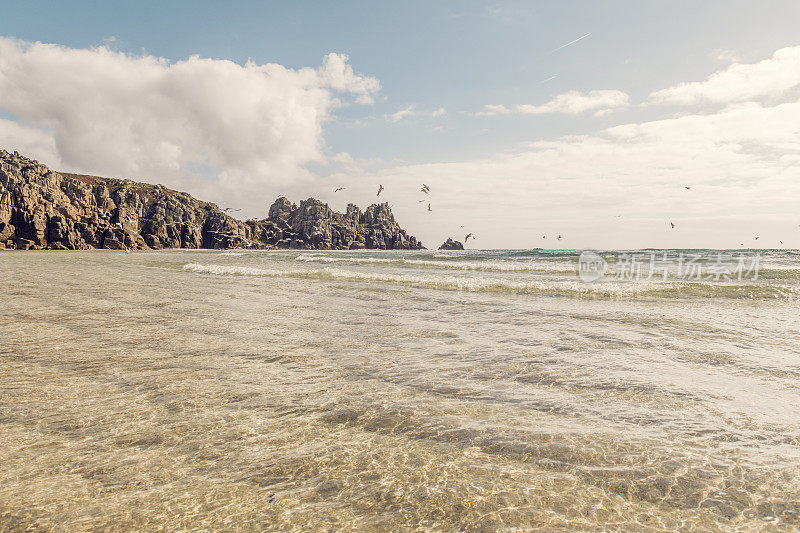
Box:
(1, 0, 800, 249)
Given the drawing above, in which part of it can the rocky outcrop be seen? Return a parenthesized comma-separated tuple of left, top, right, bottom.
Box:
(265, 197, 422, 250)
(438, 238, 464, 250)
(0, 149, 422, 251)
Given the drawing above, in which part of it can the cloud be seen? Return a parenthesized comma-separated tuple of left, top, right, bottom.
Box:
(341, 98, 800, 249)
(516, 90, 630, 116)
(648, 46, 800, 106)
(383, 105, 444, 122)
(0, 118, 62, 166)
(475, 104, 512, 116)
(316, 52, 380, 105)
(0, 36, 379, 210)
(385, 104, 417, 122)
(478, 91, 629, 117)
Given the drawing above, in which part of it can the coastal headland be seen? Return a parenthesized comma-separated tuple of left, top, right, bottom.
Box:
(0, 149, 423, 251)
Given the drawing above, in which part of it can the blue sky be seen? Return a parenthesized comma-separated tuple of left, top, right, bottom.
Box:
(2, 1, 800, 248)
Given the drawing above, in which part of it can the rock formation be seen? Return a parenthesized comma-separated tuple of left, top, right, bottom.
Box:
(264, 197, 422, 250)
(0, 149, 422, 251)
(438, 238, 464, 250)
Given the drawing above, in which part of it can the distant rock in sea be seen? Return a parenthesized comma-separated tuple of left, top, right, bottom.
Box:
(0, 149, 422, 251)
(438, 238, 463, 250)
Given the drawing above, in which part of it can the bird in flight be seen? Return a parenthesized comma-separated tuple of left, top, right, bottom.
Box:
(334, 187, 346, 192)
(377, 185, 384, 196)
(427, 203, 432, 211)
(557, 235, 562, 241)
(670, 222, 675, 229)
(222, 207, 241, 212)
(684, 186, 691, 190)
(755, 236, 759, 240)
(417, 200, 425, 203)
(465, 233, 474, 242)
(421, 184, 430, 194)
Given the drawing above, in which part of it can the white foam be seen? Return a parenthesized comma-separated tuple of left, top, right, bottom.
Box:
(182, 262, 703, 297)
(294, 254, 576, 273)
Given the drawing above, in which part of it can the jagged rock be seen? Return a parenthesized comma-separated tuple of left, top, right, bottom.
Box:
(438, 238, 464, 250)
(0, 149, 423, 251)
(263, 196, 422, 250)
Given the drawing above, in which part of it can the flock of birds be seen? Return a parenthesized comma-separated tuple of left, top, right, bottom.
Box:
(668, 186, 787, 247)
(331, 183, 796, 248)
(335, 182, 475, 245)
(130, 183, 793, 251)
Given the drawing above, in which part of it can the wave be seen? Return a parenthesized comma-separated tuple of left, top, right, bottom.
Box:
(182, 263, 800, 300)
(293, 254, 800, 281)
(294, 254, 577, 273)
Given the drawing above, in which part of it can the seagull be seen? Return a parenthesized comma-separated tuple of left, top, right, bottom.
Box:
(542, 235, 546, 239)
(427, 203, 432, 211)
(557, 235, 562, 241)
(421, 184, 430, 194)
(755, 236, 759, 240)
(417, 200, 426, 203)
(684, 186, 691, 190)
(377, 185, 384, 196)
(222, 207, 241, 212)
(334, 187, 346, 192)
(670, 222, 675, 229)
(465, 233, 474, 242)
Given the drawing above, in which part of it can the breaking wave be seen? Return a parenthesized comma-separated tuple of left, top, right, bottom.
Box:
(294, 254, 576, 273)
(182, 262, 800, 300)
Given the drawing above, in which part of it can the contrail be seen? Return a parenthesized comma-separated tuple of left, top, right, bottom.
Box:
(541, 75, 558, 83)
(549, 33, 591, 53)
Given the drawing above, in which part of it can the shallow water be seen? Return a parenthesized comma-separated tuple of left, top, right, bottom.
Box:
(1, 249, 799, 530)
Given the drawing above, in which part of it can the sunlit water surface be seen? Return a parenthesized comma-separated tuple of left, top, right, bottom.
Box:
(1, 249, 799, 531)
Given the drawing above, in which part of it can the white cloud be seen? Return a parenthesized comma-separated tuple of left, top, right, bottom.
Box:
(476, 91, 629, 118)
(316, 52, 380, 105)
(711, 49, 740, 64)
(0, 37, 379, 210)
(649, 46, 800, 106)
(0, 118, 62, 166)
(431, 106, 446, 117)
(385, 104, 417, 122)
(516, 90, 630, 116)
(334, 98, 800, 249)
(475, 104, 512, 116)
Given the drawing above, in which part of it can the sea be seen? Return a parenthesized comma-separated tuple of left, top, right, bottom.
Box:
(1, 248, 799, 531)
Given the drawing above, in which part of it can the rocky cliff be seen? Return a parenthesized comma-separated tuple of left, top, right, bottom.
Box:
(0, 149, 422, 251)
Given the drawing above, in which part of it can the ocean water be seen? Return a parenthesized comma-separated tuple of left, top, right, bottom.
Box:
(1, 248, 799, 531)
